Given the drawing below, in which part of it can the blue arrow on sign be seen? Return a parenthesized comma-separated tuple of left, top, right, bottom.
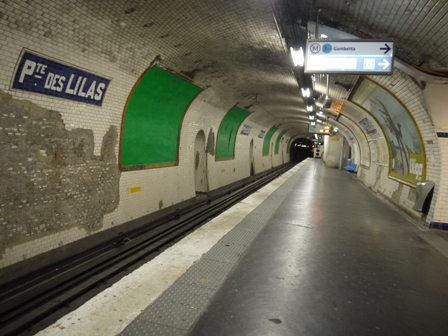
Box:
(380, 44, 391, 54)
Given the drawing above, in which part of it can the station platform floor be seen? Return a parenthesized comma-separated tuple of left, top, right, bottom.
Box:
(38, 159, 448, 336)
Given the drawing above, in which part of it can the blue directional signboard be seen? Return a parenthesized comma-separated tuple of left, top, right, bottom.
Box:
(305, 39, 394, 75)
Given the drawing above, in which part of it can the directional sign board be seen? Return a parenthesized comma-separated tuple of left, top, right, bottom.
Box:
(305, 39, 394, 75)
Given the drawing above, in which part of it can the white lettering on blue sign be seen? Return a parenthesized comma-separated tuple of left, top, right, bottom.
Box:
(13, 51, 110, 106)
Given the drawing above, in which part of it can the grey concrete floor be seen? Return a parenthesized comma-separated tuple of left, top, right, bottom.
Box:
(188, 160, 448, 336)
(433, 230, 448, 243)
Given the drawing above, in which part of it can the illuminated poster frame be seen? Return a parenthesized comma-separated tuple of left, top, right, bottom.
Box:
(350, 78, 426, 185)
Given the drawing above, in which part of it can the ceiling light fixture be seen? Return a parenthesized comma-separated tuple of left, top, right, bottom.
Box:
(310, 121, 316, 126)
(290, 47, 304, 67)
(309, 114, 315, 120)
(306, 105, 314, 112)
(301, 87, 311, 98)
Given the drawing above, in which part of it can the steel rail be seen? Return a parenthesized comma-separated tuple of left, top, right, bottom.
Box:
(0, 163, 294, 336)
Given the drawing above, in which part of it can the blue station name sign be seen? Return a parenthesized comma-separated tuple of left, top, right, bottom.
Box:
(305, 39, 394, 75)
(12, 50, 111, 106)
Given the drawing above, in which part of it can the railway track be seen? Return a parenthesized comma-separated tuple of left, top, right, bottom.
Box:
(0, 163, 294, 335)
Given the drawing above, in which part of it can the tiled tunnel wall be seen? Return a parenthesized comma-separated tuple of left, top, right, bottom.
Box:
(0, 77, 288, 271)
(0, 0, 446, 275)
(337, 114, 371, 168)
(0, 91, 121, 256)
(326, 119, 360, 166)
(337, 69, 441, 225)
(0, 1, 289, 271)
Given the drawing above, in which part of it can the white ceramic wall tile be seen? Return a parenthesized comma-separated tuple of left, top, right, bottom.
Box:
(0, 0, 291, 269)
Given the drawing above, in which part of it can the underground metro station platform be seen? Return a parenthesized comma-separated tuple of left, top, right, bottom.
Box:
(26, 159, 448, 336)
(3, 1, 448, 335)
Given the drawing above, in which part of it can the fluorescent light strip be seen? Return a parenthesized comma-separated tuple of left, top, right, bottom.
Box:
(301, 88, 311, 98)
(290, 47, 304, 67)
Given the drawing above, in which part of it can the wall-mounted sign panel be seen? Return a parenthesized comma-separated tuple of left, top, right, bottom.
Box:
(240, 124, 252, 135)
(121, 65, 202, 170)
(309, 124, 330, 134)
(308, 124, 320, 133)
(216, 106, 249, 160)
(12, 50, 110, 106)
(350, 78, 425, 184)
(305, 39, 394, 75)
(262, 127, 278, 155)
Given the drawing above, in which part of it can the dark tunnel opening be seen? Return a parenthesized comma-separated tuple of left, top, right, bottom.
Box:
(289, 138, 313, 163)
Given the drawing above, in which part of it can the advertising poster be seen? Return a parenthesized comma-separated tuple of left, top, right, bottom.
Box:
(351, 78, 425, 184)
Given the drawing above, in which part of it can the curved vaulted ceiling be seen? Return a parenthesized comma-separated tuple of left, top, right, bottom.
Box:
(75, 0, 448, 138)
(274, 0, 448, 121)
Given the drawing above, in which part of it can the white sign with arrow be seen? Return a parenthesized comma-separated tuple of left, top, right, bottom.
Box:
(305, 39, 394, 75)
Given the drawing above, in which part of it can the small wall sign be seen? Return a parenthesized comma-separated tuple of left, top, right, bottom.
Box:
(12, 50, 110, 106)
(240, 124, 252, 135)
(128, 186, 142, 194)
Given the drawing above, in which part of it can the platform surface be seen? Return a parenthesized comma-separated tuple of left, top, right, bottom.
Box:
(39, 160, 448, 336)
(186, 160, 448, 336)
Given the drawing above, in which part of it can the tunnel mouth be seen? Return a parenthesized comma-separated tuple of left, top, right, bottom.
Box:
(289, 138, 313, 163)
